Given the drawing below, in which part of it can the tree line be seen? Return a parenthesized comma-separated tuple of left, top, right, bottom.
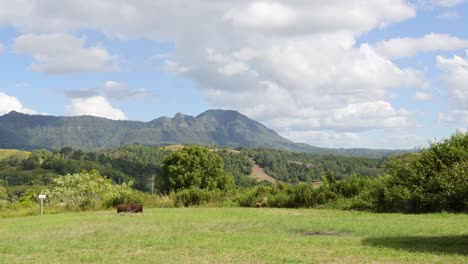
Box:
(1, 132, 465, 214)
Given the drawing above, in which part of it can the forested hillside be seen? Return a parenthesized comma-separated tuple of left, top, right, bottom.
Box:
(0, 145, 386, 200)
(245, 148, 384, 182)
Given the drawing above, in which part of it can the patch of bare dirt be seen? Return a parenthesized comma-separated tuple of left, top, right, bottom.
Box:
(248, 158, 276, 183)
(300, 231, 341, 236)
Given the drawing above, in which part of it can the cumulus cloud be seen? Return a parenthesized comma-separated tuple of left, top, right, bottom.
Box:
(280, 130, 363, 148)
(433, 0, 466, 7)
(103, 81, 152, 101)
(224, 0, 415, 34)
(416, 0, 466, 8)
(438, 110, 468, 123)
(414, 92, 434, 101)
(65, 81, 152, 102)
(65, 96, 126, 120)
(13, 33, 117, 74)
(164, 60, 190, 73)
(374, 33, 468, 60)
(0, 92, 37, 115)
(437, 11, 459, 20)
(437, 51, 468, 124)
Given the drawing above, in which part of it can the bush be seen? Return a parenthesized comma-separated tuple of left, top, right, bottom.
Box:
(383, 132, 468, 213)
(103, 182, 142, 207)
(172, 187, 226, 207)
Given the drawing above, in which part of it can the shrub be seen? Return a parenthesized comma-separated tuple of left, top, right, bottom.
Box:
(172, 187, 226, 207)
(103, 182, 143, 207)
(383, 132, 468, 213)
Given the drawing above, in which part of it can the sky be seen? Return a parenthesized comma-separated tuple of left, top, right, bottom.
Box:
(0, 0, 467, 149)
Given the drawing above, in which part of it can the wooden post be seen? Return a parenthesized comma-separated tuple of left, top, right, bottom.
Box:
(40, 195, 43, 216)
(38, 192, 46, 216)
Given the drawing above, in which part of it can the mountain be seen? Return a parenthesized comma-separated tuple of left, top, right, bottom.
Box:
(0, 110, 406, 157)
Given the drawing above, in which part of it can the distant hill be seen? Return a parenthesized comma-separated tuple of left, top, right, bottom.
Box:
(0, 110, 408, 158)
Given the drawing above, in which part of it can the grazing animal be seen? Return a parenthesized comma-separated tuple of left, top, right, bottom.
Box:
(117, 204, 143, 213)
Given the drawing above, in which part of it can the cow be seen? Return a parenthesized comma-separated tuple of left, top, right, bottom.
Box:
(117, 204, 143, 213)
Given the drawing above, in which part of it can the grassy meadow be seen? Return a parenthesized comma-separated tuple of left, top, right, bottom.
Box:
(0, 149, 30, 161)
(0, 208, 466, 263)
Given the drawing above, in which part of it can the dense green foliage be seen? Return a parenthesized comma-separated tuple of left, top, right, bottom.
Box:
(0, 144, 384, 198)
(377, 132, 468, 213)
(0, 110, 406, 157)
(215, 149, 256, 187)
(0, 184, 7, 200)
(161, 146, 234, 192)
(245, 148, 383, 182)
(52, 170, 139, 211)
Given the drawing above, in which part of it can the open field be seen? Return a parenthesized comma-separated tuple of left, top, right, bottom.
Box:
(0, 149, 30, 161)
(0, 208, 466, 263)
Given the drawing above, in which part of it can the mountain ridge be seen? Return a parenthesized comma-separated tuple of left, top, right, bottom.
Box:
(0, 110, 408, 158)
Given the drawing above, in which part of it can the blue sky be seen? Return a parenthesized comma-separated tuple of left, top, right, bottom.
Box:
(0, 0, 467, 149)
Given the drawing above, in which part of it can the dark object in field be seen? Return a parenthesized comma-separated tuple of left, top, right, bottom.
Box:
(117, 204, 143, 213)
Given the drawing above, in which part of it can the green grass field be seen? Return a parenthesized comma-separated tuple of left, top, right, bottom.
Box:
(0, 208, 466, 263)
(0, 149, 30, 161)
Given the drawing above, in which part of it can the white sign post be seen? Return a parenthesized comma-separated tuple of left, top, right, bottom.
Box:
(38, 193, 46, 216)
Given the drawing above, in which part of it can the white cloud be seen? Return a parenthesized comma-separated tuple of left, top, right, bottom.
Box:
(433, 0, 466, 7)
(437, 52, 468, 124)
(15, 83, 30, 88)
(414, 92, 434, 101)
(103, 81, 152, 101)
(64, 81, 152, 102)
(374, 33, 468, 60)
(0, 92, 37, 115)
(224, 0, 415, 34)
(437, 52, 468, 108)
(164, 60, 190, 73)
(438, 110, 468, 123)
(416, 0, 466, 8)
(437, 11, 459, 20)
(218, 61, 249, 76)
(66, 96, 126, 120)
(280, 130, 363, 148)
(13, 33, 117, 74)
(0, 43, 4, 53)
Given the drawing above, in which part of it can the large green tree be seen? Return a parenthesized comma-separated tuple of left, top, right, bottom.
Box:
(161, 146, 234, 192)
(52, 170, 138, 210)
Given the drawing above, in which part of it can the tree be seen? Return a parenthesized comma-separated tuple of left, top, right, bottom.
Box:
(21, 149, 51, 170)
(161, 146, 234, 192)
(52, 170, 118, 210)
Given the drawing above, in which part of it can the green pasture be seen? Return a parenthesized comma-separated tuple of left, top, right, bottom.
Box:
(0, 208, 466, 263)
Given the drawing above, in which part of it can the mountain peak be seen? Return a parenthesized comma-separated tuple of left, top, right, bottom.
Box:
(4, 111, 24, 116)
(0, 109, 295, 151)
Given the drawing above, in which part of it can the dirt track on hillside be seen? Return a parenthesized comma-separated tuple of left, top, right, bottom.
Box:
(249, 158, 276, 183)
